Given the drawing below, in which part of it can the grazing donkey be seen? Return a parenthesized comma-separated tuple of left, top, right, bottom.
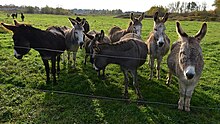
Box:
(166, 22, 207, 111)
(1, 20, 66, 83)
(109, 12, 144, 42)
(146, 11, 170, 80)
(84, 30, 111, 78)
(91, 37, 148, 99)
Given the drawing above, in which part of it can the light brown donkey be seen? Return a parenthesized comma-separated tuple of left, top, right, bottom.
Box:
(166, 22, 207, 111)
(146, 12, 170, 80)
(109, 12, 144, 42)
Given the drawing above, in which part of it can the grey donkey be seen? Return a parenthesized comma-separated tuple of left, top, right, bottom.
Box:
(166, 21, 207, 111)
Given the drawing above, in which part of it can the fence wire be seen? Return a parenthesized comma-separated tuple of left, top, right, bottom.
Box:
(0, 83, 219, 111)
(14, 45, 147, 61)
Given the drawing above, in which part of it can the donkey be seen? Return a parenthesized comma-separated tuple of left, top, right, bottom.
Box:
(109, 12, 144, 42)
(146, 12, 170, 80)
(84, 30, 111, 78)
(21, 13, 25, 22)
(109, 22, 134, 43)
(11, 13, 17, 19)
(1, 20, 66, 83)
(91, 37, 148, 99)
(61, 17, 85, 68)
(166, 22, 207, 111)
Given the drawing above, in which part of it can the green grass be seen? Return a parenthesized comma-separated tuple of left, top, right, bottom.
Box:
(0, 13, 220, 123)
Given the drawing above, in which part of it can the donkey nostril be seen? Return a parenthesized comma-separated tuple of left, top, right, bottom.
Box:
(186, 73, 194, 80)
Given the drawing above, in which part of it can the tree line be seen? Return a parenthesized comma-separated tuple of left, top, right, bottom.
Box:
(0, 4, 123, 15)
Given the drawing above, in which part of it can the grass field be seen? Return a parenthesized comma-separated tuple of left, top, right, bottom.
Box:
(0, 12, 220, 123)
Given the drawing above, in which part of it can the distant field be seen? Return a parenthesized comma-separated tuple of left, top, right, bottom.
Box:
(0, 12, 219, 123)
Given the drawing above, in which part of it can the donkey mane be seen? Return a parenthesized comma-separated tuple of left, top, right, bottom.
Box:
(97, 39, 135, 52)
(46, 26, 68, 36)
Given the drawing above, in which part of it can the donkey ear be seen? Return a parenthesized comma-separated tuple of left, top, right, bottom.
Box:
(162, 13, 169, 23)
(75, 17, 81, 22)
(176, 21, 188, 39)
(138, 12, 145, 21)
(80, 19, 86, 26)
(130, 13, 134, 21)
(127, 22, 133, 31)
(68, 17, 78, 26)
(1, 23, 17, 32)
(84, 32, 94, 40)
(195, 23, 207, 42)
(153, 11, 159, 22)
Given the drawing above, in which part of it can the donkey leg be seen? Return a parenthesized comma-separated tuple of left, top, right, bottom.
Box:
(185, 96, 191, 112)
(122, 68, 129, 99)
(178, 82, 186, 110)
(67, 51, 71, 65)
(42, 59, 50, 83)
(178, 95, 184, 111)
(51, 57, 57, 84)
(131, 70, 143, 100)
(84, 54, 88, 65)
(149, 56, 155, 80)
(73, 52, 77, 69)
(156, 57, 162, 80)
(185, 86, 195, 111)
(166, 71, 172, 86)
(57, 55, 61, 74)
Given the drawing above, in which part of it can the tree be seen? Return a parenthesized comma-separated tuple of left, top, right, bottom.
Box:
(146, 6, 168, 16)
(213, 0, 220, 15)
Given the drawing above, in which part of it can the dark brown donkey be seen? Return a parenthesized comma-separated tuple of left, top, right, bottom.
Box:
(166, 22, 207, 111)
(146, 12, 170, 80)
(1, 20, 66, 84)
(91, 37, 148, 99)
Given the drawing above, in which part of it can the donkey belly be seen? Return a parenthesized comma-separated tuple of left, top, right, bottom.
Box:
(67, 44, 79, 52)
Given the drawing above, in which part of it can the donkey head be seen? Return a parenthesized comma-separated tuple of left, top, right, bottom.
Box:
(130, 12, 144, 36)
(1, 20, 31, 59)
(153, 12, 169, 47)
(68, 17, 85, 49)
(84, 30, 105, 65)
(176, 22, 207, 80)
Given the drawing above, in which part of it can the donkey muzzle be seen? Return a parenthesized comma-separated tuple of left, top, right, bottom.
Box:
(185, 66, 195, 80)
(79, 42, 84, 49)
(158, 41, 164, 47)
(14, 55, 23, 59)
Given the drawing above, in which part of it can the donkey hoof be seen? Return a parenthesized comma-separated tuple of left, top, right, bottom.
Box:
(178, 105, 184, 111)
(165, 81, 170, 86)
(185, 106, 190, 112)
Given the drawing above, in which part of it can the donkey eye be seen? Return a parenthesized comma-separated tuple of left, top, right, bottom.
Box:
(180, 57, 187, 63)
(154, 28, 157, 31)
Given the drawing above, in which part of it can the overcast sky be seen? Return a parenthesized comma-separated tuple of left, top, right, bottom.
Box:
(0, 0, 215, 12)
